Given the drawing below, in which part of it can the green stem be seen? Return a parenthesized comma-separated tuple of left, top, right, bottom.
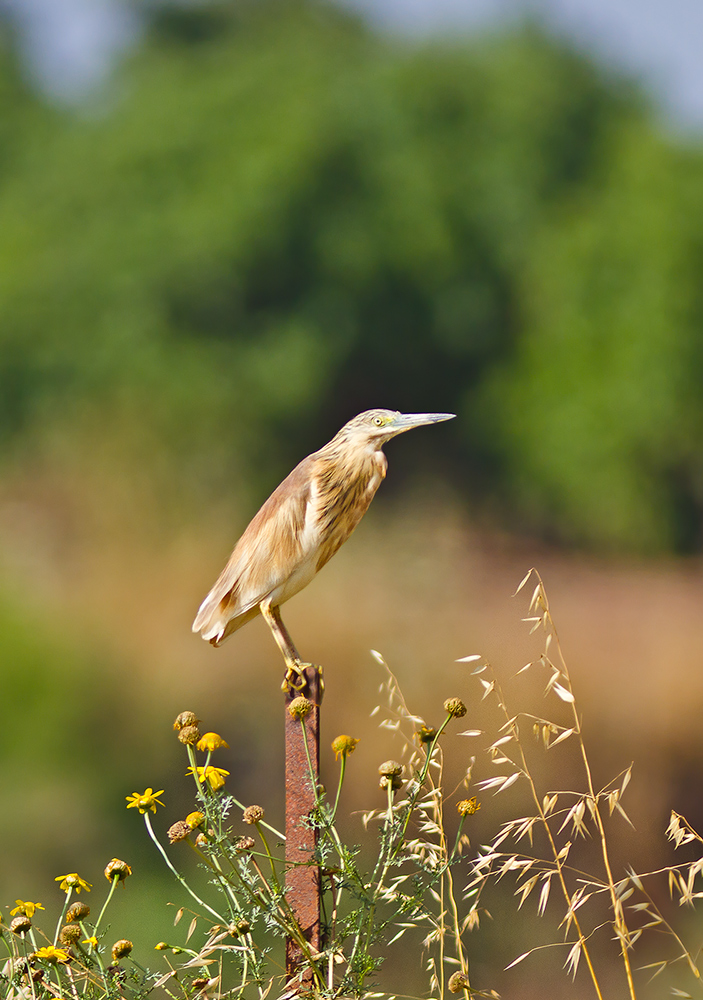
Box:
(53, 889, 72, 946)
(93, 875, 119, 938)
(331, 755, 347, 823)
(143, 812, 225, 923)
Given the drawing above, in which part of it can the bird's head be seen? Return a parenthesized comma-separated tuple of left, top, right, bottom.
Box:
(339, 409, 456, 450)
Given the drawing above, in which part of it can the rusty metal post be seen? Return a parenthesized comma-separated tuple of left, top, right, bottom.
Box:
(284, 666, 322, 988)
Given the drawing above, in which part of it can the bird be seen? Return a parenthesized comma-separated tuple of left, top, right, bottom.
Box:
(192, 408, 455, 690)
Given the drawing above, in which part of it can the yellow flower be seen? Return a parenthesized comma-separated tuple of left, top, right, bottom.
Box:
(83, 935, 99, 949)
(196, 732, 229, 752)
(186, 811, 205, 829)
(457, 797, 481, 817)
(34, 946, 70, 964)
(10, 900, 44, 918)
(55, 873, 92, 894)
(188, 765, 229, 791)
(126, 787, 165, 814)
(331, 735, 359, 760)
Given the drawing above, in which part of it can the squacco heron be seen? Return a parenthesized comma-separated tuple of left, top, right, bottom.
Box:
(193, 408, 455, 688)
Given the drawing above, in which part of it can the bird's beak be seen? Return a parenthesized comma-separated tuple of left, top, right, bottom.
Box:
(389, 412, 456, 436)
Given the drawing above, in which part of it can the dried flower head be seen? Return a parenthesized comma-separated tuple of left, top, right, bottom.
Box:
(197, 732, 229, 752)
(34, 946, 70, 965)
(448, 971, 471, 993)
(331, 735, 359, 760)
(66, 902, 90, 922)
(10, 901, 44, 918)
(288, 697, 313, 719)
(457, 797, 481, 817)
(126, 788, 165, 814)
(104, 859, 132, 882)
(168, 821, 191, 844)
(55, 873, 92, 894)
(443, 697, 467, 719)
(378, 760, 403, 778)
(195, 832, 210, 848)
(59, 924, 82, 946)
(243, 805, 264, 825)
(111, 939, 133, 961)
(233, 836, 256, 853)
(177, 725, 201, 746)
(10, 915, 31, 935)
(186, 811, 205, 829)
(173, 711, 200, 731)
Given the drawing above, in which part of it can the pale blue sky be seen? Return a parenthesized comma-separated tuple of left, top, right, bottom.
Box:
(1, 0, 702, 129)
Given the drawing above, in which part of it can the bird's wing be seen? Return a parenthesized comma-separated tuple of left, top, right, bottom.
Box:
(192, 458, 314, 644)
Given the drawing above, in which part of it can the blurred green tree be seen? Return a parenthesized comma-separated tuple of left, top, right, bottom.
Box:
(0, 0, 701, 550)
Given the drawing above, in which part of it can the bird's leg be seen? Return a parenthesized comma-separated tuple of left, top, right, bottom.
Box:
(260, 603, 323, 696)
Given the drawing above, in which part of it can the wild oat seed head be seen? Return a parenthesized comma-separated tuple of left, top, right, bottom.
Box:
(59, 924, 82, 946)
(66, 902, 90, 922)
(243, 805, 264, 825)
(378, 760, 403, 777)
(444, 698, 467, 719)
(104, 859, 132, 882)
(111, 939, 133, 961)
(168, 821, 191, 844)
(10, 915, 31, 935)
(196, 732, 229, 752)
(457, 797, 481, 816)
(448, 971, 471, 993)
(288, 696, 313, 719)
(331, 735, 359, 759)
(186, 811, 205, 829)
(177, 724, 201, 745)
(173, 711, 199, 731)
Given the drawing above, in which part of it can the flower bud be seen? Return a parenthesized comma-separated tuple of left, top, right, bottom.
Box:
(243, 805, 264, 825)
(155, 942, 169, 951)
(416, 725, 437, 744)
(443, 698, 467, 719)
(230, 918, 250, 936)
(104, 859, 132, 882)
(195, 832, 210, 848)
(186, 811, 205, 829)
(111, 939, 133, 961)
(448, 971, 471, 993)
(378, 760, 403, 777)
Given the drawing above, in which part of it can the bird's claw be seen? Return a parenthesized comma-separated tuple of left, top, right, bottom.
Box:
(281, 661, 324, 698)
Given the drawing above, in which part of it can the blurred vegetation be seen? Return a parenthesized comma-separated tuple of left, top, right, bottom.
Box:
(0, 0, 701, 550)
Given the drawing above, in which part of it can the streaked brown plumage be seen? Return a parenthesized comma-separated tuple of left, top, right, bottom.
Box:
(192, 408, 455, 685)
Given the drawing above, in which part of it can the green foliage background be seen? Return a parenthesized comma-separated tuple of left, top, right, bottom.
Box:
(1, 0, 702, 551)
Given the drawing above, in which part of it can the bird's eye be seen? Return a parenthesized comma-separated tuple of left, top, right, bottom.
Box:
(373, 416, 383, 426)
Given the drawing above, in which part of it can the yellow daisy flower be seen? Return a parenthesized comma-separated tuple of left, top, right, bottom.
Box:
(10, 900, 44, 918)
(188, 765, 229, 791)
(125, 787, 165, 814)
(196, 732, 229, 752)
(55, 873, 92, 894)
(34, 946, 70, 964)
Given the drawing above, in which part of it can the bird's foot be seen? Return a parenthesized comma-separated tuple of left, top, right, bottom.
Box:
(281, 661, 324, 699)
